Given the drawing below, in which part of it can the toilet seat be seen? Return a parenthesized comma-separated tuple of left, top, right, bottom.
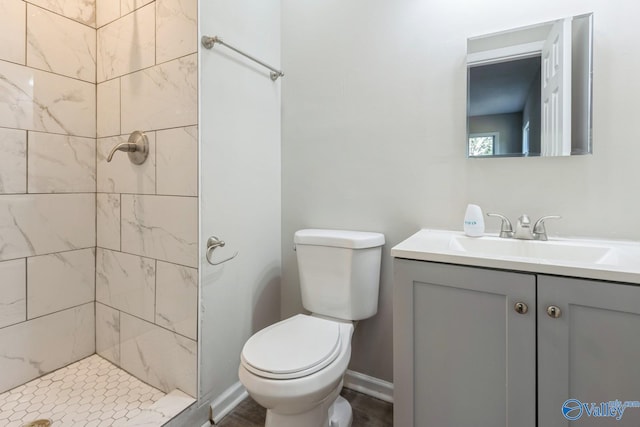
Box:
(241, 314, 342, 380)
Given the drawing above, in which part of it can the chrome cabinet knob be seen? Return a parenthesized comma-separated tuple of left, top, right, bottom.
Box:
(514, 302, 529, 314)
(547, 305, 562, 318)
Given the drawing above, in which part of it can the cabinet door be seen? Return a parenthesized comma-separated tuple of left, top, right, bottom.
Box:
(394, 260, 536, 427)
(538, 275, 640, 427)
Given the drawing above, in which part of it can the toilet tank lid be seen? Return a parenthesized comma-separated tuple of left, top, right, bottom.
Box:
(295, 229, 385, 249)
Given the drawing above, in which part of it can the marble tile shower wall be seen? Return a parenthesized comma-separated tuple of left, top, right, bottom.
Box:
(0, 0, 199, 399)
(94, 0, 199, 398)
(0, 0, 97, 395)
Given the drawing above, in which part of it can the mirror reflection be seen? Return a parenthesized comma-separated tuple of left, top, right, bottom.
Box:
(466, 13, 593, 158)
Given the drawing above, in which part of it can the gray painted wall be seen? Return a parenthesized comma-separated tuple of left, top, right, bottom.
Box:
(282, 0, 640, 383)
(199, 0, 282, 405)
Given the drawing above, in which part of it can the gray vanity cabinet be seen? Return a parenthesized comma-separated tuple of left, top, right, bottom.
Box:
(394, 260, 640, 427)
(393, 259, 536, 427)
(538, 275, 640, 427)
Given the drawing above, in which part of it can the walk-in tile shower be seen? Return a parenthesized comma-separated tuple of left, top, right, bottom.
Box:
(0, 0, 198, 424)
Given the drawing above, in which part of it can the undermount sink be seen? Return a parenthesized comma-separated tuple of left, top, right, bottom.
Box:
(391, 229, 640, 284)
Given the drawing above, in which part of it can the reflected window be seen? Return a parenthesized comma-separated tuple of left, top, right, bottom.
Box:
(468, 133, 498, 156)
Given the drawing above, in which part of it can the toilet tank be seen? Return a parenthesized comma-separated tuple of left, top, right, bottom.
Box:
(294, 229, 385, 321)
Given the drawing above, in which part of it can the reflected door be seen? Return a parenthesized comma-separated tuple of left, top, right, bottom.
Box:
(541, 18, 572, 156)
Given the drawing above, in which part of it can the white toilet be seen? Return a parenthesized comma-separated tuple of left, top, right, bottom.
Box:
(238, 229, 385, 427)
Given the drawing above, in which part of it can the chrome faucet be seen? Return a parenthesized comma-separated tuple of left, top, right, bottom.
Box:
(487, 213, 561, 241)
(514, 214, 534, 240)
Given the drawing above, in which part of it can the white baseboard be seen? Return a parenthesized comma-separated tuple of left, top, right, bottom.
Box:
(210, 381, 249, 424)
(343, 370, 394, 403)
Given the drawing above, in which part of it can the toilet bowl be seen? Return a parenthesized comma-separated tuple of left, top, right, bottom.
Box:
(238, 314, 354, 427)
(238, 229, 384, 427)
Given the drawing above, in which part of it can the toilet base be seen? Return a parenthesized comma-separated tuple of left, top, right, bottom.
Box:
(263, 389, 352, 427)
(329, 396, 353, 427)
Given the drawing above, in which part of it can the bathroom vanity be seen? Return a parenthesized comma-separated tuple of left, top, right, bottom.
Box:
(392, 230, 640, 427)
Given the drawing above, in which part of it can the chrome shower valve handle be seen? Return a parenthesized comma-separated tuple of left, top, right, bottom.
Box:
(106, 131, 149, 164)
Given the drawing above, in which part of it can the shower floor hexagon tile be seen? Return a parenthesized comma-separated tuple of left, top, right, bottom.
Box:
(0, 355, 166, 427)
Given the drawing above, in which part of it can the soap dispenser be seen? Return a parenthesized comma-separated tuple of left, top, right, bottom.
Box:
(463, 204, 485, 237)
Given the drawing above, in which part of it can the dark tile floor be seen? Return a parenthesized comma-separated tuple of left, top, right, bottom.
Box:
(215, 388, 393, 427)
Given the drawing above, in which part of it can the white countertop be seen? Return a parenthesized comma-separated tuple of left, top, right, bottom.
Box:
(391, 229, 640, 284)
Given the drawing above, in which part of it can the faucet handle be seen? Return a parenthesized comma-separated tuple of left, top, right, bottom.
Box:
(486, 213, 514, 238)
(533, 215, 561, 241)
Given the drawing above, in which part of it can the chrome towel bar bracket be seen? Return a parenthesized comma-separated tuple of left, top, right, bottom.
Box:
(201, 35, 284, 81)
(206, 236, 239, 266)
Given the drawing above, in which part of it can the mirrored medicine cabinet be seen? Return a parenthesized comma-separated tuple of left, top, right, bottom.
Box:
(466, 13, 593, 158)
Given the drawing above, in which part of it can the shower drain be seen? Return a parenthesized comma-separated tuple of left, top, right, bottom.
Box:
(22, 420, 52, 427)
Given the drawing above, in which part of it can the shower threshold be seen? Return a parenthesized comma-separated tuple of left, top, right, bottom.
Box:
(0, 355, 195, 427)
